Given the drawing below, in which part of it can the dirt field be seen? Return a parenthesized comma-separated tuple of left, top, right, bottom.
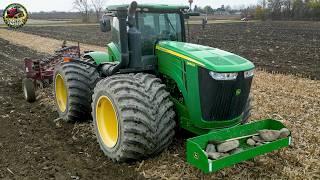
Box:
(0, 19, 73, 27)
(0, 21, 319, 179)
(0, 38, 142, 179)
(189, 21, 320, 80)
(0, 29, 105, 54)
(15, 25, 110, 47)
(16, 21, 320, 79)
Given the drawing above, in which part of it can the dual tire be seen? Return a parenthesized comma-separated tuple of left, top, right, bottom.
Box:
(92, 73, 176, 161)
(54, 63, 176, 161)
(54, 61, 99, 122)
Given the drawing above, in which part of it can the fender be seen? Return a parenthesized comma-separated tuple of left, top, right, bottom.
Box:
(83, 51, 113, 65)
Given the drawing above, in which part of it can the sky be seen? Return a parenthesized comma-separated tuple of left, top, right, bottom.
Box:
(0, 0, 259, 12)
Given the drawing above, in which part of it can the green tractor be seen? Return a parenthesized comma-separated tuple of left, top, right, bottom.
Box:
(54, 2, 291, 172)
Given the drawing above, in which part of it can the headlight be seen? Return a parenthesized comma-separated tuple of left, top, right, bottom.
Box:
(244, 69, 255, 78)
(209, 72, 238, 81)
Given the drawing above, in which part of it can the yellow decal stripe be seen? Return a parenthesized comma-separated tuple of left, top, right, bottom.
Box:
(156, 45, 205, 67)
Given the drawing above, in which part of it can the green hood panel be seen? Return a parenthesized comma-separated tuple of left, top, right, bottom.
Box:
(156, 41, 255, 72)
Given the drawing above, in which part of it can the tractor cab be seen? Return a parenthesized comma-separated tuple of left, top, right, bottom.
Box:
(107, 11, 185, 56)
(99, 4, 190, 73)
(136, 12, 185, 55)
(105, 4, 188, 49)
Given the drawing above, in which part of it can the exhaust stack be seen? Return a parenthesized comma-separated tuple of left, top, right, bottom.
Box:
(104, 1, 142, 75)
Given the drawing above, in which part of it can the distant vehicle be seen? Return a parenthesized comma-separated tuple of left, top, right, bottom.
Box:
(241, 17, 249, 21)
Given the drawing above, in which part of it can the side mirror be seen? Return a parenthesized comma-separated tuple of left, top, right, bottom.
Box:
(100, 15, 111, 32)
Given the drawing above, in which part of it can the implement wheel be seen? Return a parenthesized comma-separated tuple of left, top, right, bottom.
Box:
(92, 73, 176, 162)
(22, 78, 36, 102)
(54, 61, 99, 122)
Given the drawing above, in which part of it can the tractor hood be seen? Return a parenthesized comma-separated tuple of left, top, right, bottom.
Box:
(156, 41, 255, 72)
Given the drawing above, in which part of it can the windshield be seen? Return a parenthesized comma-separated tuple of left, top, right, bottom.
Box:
(137, 12, 183, 55)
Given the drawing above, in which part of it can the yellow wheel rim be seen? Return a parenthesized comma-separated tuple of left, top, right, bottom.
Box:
(55, 74, 68, 112)
(96, 96, 119, 148)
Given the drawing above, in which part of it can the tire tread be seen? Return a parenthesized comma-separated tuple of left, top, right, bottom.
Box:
(92, 73, 175, 162)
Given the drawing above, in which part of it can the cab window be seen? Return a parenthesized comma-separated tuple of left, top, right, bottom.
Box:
(137, 12, 182, 55)
(111, 17, 120, 48)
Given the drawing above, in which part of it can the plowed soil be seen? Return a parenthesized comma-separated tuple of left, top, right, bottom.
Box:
(189, 21, 320, 80)
(0, 38, 141, 179)
(16, 25, 110, 47)
(17, 21, 320, 79)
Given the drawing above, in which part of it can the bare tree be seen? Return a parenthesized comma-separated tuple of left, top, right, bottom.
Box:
(225, 5, 232, 12)
(91, 0, 106, 22)
(282, 0, 293, 18)
(259, 0, 267, 8)
(292, 0, 305, 19)
(73, 0, 90, 23)
(256, 0, 319, 20)
(267, 0, 284, 19)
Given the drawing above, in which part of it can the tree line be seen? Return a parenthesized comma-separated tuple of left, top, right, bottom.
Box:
(255, 0, 320, 20)
(73, 0, 105, 23)
(194, 0, 320, 20)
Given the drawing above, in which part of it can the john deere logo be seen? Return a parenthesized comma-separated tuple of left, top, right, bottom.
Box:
(193, 152, 199, 160)
(3, 3, 28, 28)
(236, 89, 241, 96)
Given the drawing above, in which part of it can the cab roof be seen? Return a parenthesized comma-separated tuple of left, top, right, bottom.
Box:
(107, 4, 189, 12)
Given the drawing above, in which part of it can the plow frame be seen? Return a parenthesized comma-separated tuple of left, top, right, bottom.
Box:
(23, 45, 81, 89)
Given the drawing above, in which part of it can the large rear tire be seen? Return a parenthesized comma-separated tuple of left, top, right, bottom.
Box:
(92, 73, 176, 162)
(54, 61, 99, 122)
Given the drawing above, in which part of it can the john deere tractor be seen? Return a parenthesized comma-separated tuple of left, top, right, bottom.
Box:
(54, 2, 291, 172)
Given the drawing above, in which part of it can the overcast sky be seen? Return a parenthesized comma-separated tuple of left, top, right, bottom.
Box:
(0, 0, 259, 12)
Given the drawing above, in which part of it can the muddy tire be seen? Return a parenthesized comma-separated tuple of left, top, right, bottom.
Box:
(92, 73, 176, 162)
(241, 97, 252, 124)
(22, 78, 36, 102)
(54, 61, 99, 122)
